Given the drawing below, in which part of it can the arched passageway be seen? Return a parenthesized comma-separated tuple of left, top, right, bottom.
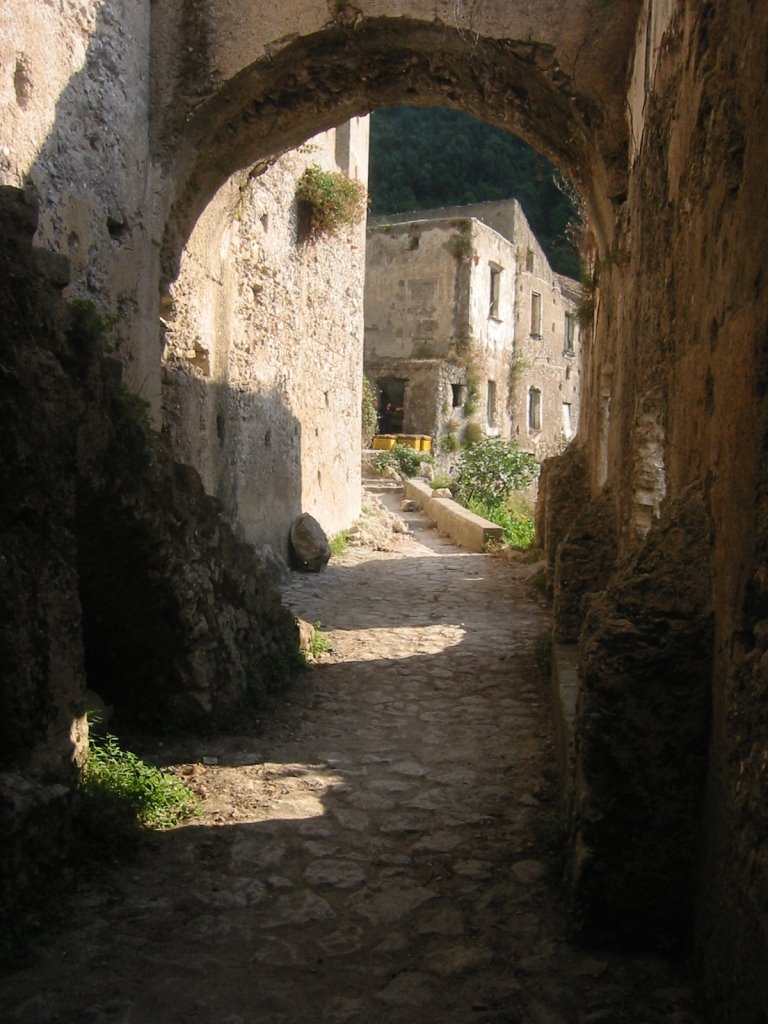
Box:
(1, 2, 767, 1019)
(156, 11, 636, 284)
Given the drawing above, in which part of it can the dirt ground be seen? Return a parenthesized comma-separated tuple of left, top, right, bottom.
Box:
(1, 492, 704, 1024)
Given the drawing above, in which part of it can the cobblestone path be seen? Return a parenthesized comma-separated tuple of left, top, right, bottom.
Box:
(2, 501, 703, 1024)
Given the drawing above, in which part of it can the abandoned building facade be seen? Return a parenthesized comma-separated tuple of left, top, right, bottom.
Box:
(364, 200, 580, 461)
(1, 0, 767, 1019)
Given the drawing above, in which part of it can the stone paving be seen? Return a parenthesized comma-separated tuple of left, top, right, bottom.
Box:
(1, 498, 704, 1024)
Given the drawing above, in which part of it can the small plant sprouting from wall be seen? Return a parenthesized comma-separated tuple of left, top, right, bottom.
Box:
(296, 164, 367, 239)
(449, 230, 474, 261)
(463, 375, 479, 416)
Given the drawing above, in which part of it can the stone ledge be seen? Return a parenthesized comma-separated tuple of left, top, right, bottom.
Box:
(403, 478, 504, 553)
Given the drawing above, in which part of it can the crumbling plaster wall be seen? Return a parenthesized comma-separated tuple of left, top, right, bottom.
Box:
(162, 127, 367, 557)
(0, 0, 162, 409)
(365, 220, 471, 361)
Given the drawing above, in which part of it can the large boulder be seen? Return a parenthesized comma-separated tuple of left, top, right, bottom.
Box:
(290, 514, 331, 572)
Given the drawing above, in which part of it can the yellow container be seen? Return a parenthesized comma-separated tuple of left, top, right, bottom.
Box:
(419, 436, 433, 453)
(399, 434, 421, 451)
(372, 435, 396, 450)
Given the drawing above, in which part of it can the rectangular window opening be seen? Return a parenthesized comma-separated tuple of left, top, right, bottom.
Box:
(565, 312, 576, 354)
(451, 383, 466, 408)
(562, 401, 573, 439)
(528, 387, 542, 432)
(487, 380, 497, 427)
(530, 292, 542, 337)
(489, 264, 502, 319)
(525, 249, 534, 273)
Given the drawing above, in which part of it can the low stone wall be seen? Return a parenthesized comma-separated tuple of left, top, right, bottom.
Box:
(404, 479, 504, 552)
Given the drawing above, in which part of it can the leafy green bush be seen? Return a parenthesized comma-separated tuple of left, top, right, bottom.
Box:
(373, 443, 432, 478)
(361, 377, 378, 448)
(455, 437, 539, 507)
(466, 498, 536, 550)
(430, 474, 455, 491)
(80, 733, 200, 831)
(297, 165, 367, 238)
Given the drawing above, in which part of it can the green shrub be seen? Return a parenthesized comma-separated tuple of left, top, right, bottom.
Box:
(455, 436, 539, 507)
(466, 498, 536, 550)
(463, 421, 484, 445)
(373, 443, 432, 478)
(361, 377, 378, 448)
(297, 165, 367, 238)
(430, 474, 455, 491)
(310, 622, 333, 658)
(80, 733, 200, 831)
(442, 432, 459, 453)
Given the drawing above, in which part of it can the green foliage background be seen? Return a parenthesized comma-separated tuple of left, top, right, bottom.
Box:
(369, 107, 580, 278)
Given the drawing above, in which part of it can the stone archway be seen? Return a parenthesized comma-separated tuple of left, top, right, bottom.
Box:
(153, 7, 640, 285)
(1, 1, 767, 1016)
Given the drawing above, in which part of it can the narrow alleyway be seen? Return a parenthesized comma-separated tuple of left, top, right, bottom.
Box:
(3, 498, 703, 1024)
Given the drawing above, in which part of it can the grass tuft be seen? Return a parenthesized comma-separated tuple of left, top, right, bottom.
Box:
(80, 733, 200, 832)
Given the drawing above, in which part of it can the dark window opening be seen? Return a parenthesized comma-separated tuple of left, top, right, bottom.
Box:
(565, 312, 576, 354)
(377, 377, 406, 434)
(528, 387, 542, 432)
(530, 292, 542, 336)
(487, 380, 497, 426)
(489, 264, 502, 319)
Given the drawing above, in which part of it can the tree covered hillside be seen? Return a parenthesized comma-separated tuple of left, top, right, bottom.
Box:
(368, 106, 581, 278)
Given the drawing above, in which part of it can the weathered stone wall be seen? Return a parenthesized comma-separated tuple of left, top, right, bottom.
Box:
(162, 125, 368, 557)
(508, 213, 581, 460)
(0, 186, 300, 934)
(0, 0, 162, 411)
(365, 219, 473, 361)
(545, 1, 768, 1016)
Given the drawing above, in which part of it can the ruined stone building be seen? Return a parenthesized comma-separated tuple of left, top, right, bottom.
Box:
(365, 200, 580, 460)
(1, 1, 767, 1019)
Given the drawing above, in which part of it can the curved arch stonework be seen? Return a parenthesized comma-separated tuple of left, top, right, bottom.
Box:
(153, 4, 639, 279)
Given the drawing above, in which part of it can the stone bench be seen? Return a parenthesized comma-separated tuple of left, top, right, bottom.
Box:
(403, 478, 504, 553)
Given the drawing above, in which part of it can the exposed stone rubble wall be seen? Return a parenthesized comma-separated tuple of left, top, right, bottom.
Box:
(543, 2, 768, 1016)
(567, 486, 713, 947)
(0, 186, 300, 931)
(552, 490, 617, 645)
